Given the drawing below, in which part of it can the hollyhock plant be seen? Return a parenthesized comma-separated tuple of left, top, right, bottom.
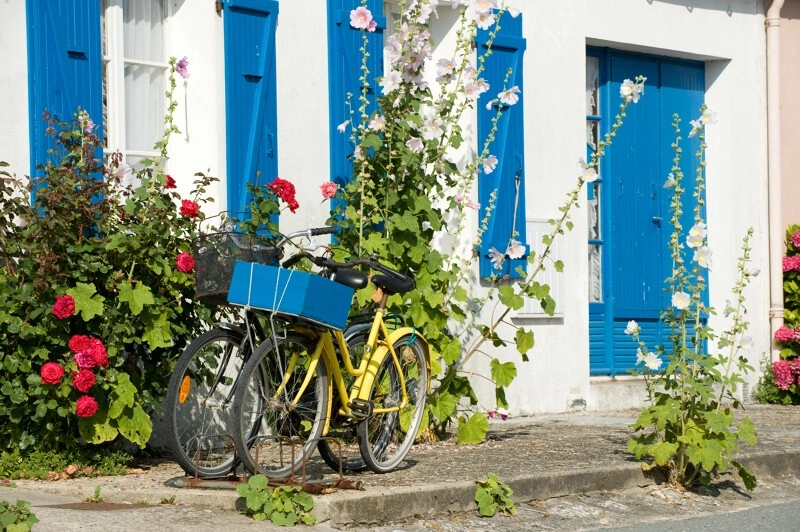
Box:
(72, 369, 96, 393)
(52, 294, 75, 319)
(76, 396, 99, 418)
(40, 362, 65, 385)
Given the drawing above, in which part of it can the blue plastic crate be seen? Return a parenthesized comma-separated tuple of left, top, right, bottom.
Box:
(227, 261, 354, 330)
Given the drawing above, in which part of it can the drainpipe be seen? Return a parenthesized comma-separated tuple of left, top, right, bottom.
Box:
(767, 0, 785, 361)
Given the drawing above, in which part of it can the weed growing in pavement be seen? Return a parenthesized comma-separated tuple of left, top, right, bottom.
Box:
(475, 472, 516, 517)
(0, 499, 39, 531)
(160, 495, 176, 505)
(236, 474, 316, 526)
(84, 486, 104, 503)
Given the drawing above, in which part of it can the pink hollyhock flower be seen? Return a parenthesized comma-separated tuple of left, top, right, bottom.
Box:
(180, 199, 200, 218)
(87, 338, 108, 367)
(52, 294, 75, 319)
(69, 335, 91, 354)
(320, 182, 338, 199)
(76, 396, 99, 418)
(40, 362, 64, 385)
(774, 360, 794, 390)
(775, 326, 795, 343)
(350, 6, 373, 30)
(74, 350, 97, 370)
(165, 174, 176, 189)
(176, 252, 195, 273)
(72, 369, 96, 393)
(792, 231, 800, 248)
(176, 56, 190, 79)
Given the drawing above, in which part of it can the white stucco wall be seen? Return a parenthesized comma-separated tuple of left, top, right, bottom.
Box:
(2, 0, 772, 415)
(0, 0, 31, 178)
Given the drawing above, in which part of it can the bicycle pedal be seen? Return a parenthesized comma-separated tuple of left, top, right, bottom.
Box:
(348, 399, 373, 418)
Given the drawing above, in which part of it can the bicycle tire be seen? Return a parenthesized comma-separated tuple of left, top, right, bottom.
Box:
(164, 327, 248, 478)
(317, 328, 369, 473)
(233, 332, 329, 480)
(357, 334, 428, 474)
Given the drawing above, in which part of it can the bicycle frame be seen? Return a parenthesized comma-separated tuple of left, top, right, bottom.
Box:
(272, 307, 429, 435)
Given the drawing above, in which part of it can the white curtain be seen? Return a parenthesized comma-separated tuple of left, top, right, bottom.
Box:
(123, 0, 165, 153)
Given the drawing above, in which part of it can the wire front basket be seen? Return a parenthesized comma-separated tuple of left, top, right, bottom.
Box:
(193, 232, 280, 306)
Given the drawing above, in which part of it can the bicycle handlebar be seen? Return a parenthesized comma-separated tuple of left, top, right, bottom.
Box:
(281, 251, 410, 282)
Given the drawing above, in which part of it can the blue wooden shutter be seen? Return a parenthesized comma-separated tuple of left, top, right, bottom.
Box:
(476, 12, 527, 278)
(223, 0, 279, 214)
(327, 0, 385, 200)
(26, 0, 102, 186)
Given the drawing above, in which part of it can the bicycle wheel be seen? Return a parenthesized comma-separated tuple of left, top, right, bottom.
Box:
(164, 328, 248, 478)
(233, 332, 328, 479)
(357, 334, 428, 474)
(317, 327, 369, 473)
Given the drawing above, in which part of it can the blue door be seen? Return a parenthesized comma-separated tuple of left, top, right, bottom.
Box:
(223, 0, 280, 214)
(588, 49, 705, 376)
(27, 0, 103, 188)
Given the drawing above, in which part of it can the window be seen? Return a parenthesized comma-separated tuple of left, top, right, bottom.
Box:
(102, 0, 168, 168)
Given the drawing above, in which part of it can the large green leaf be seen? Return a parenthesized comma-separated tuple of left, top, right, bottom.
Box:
(490, 358, 517, 388)
(67, 282, 106, 321)
(116, 404, 153, 448)
(457, 412, 489, 445)
(118, 280, 155, 316)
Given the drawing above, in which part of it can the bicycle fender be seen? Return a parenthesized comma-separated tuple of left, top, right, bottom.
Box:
(212, 321, 246, 337)
(355, 327, 431, 403)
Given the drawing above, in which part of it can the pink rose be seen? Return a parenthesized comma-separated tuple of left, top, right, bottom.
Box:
(72, 369, 96, 393)
(74, 351, 97, 370)
(52, 294, 75, 319)
(165, 174, 177, 189)
(320, 182, 338, 199)
(176, 252, 195, 273)
(69, 335, 91, 354)
(180, 199, 200, 218)
(76, 396, 99, 418)
(40, 362, 64, 385)
(87, 338, 108, 367)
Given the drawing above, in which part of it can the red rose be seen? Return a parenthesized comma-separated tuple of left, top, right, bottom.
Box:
(76, 396, 99, 418)
(176, 251, 195, 273)
(87, 338, 108, 367)
(72, 369, 96, 393)
(69, 335, 91, 354)
(52, 294, 75, 319)
(267, 177, 299, 211)
(165, 174, 177, 189)
(74, 351, 97, 370)
(40, 362, 64, 385)
(180, 199, 200, 218)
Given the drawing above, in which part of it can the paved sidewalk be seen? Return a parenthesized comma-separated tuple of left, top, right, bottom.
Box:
(2, 404, 800, 530)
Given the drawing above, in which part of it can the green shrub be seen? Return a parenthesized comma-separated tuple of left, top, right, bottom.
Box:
(0, 500, 38, 532)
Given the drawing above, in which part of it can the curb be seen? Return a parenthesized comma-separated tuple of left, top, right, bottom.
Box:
(314, 450, 800, 526)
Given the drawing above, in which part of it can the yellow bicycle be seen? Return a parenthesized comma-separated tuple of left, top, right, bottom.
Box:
(231, 253, 430, 478)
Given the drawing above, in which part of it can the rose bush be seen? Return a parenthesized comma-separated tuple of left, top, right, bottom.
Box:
(0, 58, 226, 452)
